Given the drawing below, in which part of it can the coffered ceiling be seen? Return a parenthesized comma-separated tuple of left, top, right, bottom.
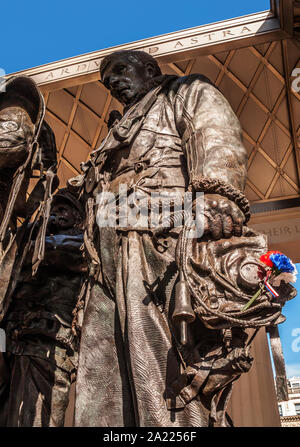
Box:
(41, 37, 300, 207)
(11, 0, 300, 208)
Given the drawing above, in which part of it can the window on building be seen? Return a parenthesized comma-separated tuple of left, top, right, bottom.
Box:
(278, 405, 282, 416)
(295, 403, 300, 415)
(292, 382, 300, 388)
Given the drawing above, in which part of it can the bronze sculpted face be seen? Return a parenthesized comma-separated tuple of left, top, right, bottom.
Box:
(48, 201, 79, 233)
(0, 106, 35, 169)
(101, 53, 157, 106)
(47, 195, 83, 235)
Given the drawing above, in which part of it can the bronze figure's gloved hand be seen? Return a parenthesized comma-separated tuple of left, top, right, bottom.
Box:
(201, 346, 253, 396)
(198, 193, 245, 240)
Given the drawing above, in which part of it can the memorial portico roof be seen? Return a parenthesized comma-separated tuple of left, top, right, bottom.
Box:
(8, 1, 300, 217)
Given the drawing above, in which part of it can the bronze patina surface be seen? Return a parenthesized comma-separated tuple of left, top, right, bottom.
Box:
(72, 50, 295, 427)
(0, 189, 86, 426)
(0, 77, 84, 426)
(0, 77, 46, 402)
(0, 56, 295, 427)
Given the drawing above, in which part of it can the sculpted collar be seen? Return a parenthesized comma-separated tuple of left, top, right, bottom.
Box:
(92, 75, 178, 164)
(123, 74, 175, 113)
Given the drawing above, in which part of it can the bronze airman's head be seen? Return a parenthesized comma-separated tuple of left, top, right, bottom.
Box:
(100, 50, 161, 106)
(47, 189, 84, 235)
(0, 76, 44, 170)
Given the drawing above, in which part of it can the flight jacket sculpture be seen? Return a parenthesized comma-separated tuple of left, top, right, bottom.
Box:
(0, 188, 85, 427)
(0, 56, 295, 428)
(0, 76, 58, 322)
(0, 76, 84, 426)
(0, 76, 46, 401)
(71, 50, 295, 427)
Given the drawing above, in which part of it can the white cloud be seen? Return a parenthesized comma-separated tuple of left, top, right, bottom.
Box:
(286, 363, 300, 378)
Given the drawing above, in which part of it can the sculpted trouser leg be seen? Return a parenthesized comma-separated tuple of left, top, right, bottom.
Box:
(75, 230, 209, 426)
(5, 355, 71, 427)
(75, 282, 136, 426)
(0, 353, 9, 426)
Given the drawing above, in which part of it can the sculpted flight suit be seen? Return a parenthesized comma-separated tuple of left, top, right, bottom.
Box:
(1, 230, 85, 427)
(75, 74, 248, 426)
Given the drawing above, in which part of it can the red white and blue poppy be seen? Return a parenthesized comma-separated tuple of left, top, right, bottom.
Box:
(242, 250, 297, 310)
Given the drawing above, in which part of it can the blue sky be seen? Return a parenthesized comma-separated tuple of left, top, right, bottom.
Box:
(1, 0, 270, 74)
(1, 0, 299, 377)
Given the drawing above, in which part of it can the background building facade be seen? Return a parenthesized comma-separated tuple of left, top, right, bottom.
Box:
(279, 377, 300, 427)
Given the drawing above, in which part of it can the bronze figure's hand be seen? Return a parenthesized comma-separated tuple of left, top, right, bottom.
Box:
(202, 193, 245, 240)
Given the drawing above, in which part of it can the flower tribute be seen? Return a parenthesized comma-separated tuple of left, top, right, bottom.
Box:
(242, 250, 298, 310)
